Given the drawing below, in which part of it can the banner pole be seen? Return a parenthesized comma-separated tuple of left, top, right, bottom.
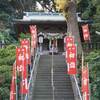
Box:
(82, 52, 84, 100)
(87, 63, 90, 100)
(82, 52, 84, 69)
(16, 72, 18, 100)
(51, 45, 55, 100)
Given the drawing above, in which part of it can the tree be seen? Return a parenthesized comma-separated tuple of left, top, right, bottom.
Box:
(78, 0, 100, 42)
(8, 0, 33, 12)
(54, 0, 82, 55)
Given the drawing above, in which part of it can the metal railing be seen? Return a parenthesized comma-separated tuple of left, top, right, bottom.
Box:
(70, 75, 83, 100)
(25, 48, 40, 100)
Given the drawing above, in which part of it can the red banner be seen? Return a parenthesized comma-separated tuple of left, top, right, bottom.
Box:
(20, 47, 28, 94)
(31, 25, 37, 48)
(82, 66, 89, 100)
(29, 25, 37, 34)
(20, 39, 31, 65)
(16, 47, 23, 72)
(83, 92, 89, 100)
(82, 24, 90, 41)
(66, 36, 74, 49)
(82, 67, 88, 92)
(10, 63, 16, 100)
(29, 25, 37, 54)
(67, 45, 77, 75)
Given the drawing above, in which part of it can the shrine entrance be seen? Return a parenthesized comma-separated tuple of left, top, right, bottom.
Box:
(57, 39, 64, 52)
(13, 12, 67, 54)
(42, 39, 49, 51)
(41, 38, 64, 54)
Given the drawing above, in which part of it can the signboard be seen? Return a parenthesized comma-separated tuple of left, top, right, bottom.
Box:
(67, 45, 77, 75)
(66, 36, 74, 48)
(20, 39, 31, 64)
(82, 24, 90, 41)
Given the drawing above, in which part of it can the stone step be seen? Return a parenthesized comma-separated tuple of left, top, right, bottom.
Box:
(35, 83, 73, 90)
(37, 72, 67, 75)
(37, 67, 67, 70)
(34, 95, 74, 99)
(33, 95, 52, 98)
(34, 90, 73, 94)
(32, 55, 74, 100)
(33, 98, 74, 100)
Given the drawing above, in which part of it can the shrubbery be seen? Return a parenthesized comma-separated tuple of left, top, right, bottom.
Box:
(85, 50, 100, 100)
(0, 44, 16, 99)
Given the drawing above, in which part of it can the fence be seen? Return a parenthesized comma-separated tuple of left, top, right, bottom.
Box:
(25, 48, 40, 100)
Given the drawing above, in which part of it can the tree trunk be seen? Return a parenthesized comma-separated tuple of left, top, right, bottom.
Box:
(66, 0, 82, 55)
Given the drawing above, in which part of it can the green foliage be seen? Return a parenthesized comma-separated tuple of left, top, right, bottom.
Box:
(0, 87, 10, 100)
(85, 50, 100, 62)
(0, 65, 12, 85)
(0, 12, 10, 21)
(90, 61, 100, 100)
(0, 44, 16, 70)
(0, 45, 16, 60)
(78, 0, 100, 42)
(85, 50, 100, 100)
(0, 44, 16, 99)
(82, 10, 91, 19)
(0, 56, 15, 65)
(19, 32, 31, 39)
(0, 30, 17, 44)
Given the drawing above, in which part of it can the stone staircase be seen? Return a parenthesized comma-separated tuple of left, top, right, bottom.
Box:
(32, 55, 74, 100)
